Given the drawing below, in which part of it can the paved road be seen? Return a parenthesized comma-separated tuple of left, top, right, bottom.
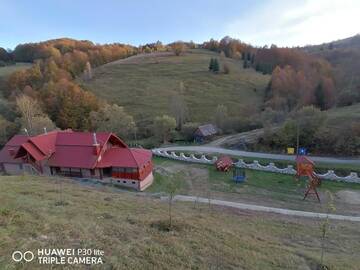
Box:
(154, 146, 360, 165)
(161, 195, 360, 222)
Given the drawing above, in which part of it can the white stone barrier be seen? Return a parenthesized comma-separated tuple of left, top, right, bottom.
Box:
(152, 149, 360, 184)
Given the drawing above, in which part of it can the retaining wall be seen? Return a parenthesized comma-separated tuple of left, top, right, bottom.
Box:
(152, 149, 360, 184)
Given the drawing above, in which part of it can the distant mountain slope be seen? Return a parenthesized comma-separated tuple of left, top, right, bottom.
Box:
(303, 35, 360, 104)
(79, 49, 270, 125)
(304, 34, 360, 52)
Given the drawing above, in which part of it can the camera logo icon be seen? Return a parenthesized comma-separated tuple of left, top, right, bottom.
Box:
(12, 251, 34, 262)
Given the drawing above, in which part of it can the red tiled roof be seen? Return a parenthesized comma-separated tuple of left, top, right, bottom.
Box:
(0, 135, 28, 164)
(96, 147, 152, 168)
(21, 142, 46, 161)
(1, 131, 151, 170)
(56, 132, 108, 146)
(48, 145, 99, 169)
(29, 131, 60, 155)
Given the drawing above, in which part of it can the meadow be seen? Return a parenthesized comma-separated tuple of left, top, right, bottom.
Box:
(1, 174, 359, 269)
(79, 49, 270, 125)
(149, 157, 360, 216)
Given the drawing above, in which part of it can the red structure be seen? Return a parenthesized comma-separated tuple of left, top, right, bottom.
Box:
(215, 155, 233, 172)
(295, 156, 321, 202)
(0, 130, 153, 191)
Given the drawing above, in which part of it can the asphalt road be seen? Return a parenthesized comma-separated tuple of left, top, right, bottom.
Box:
(154, 146, 360, 165)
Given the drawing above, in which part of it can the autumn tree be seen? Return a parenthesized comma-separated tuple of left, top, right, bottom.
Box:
(0, 47, 11, 63)
(170, 90, 188, 130)
(83, 61, 93, 81)
(27, 115, 57, 135)
(180, 122, 200, 141)
(41, 79, 99, 130)
(16, 95, 42, 134)
(16, 94, 56, 135)
(153, 115, 176, 143)
(90, 103, 136, 139)
(171, 41, 186, 56)
(214, 104, 228, 132)
(0, 116, 17, 146)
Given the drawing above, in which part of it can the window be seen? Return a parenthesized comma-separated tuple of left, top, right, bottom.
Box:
(90, 169, 95, 176)
(132, 181, 136, 184)
(117, 180, 120, 183)
(123, 181, 126, 184)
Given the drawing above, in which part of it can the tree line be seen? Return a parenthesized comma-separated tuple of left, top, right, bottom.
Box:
(0, 38, 137, 144)
(202, 37, 338, 112)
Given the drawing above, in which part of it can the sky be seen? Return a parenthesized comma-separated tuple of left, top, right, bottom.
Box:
(1, 0, 359, 49)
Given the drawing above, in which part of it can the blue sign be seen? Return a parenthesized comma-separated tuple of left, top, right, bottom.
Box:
(299, 147, 307, 155)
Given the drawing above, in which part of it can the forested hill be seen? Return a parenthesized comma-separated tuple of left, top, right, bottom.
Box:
(0, 38, 137, 141)
(302, 34, 360, 107)
(0, 36, 359, 155)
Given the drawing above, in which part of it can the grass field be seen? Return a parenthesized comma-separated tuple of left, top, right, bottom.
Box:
(0, 63, 31, 78)
(79, 50, 270, 124)
(149, 157, 360, 215)
(325, 103, 360, 125)
(1, 174, 360, 269)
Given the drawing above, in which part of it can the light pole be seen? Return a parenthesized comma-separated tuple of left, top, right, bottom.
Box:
(296, 120, 300, 156)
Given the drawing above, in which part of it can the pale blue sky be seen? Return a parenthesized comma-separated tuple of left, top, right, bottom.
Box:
(1, 0, 359, 49)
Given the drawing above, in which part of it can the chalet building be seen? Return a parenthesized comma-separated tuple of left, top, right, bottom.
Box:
(0, 130, 153, 191)
(194, 124, 218, 142)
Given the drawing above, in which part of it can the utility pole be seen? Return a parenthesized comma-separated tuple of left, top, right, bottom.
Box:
(296, 121, 300, 156)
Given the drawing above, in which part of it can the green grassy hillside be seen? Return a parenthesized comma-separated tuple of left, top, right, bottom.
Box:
(326, 103, 360, 125)
(1, 175, 359, 269)
(79, 49, 270, 123)
(0, 63, 31, 120)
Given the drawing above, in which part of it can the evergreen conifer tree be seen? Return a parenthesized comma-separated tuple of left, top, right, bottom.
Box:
(213, 58, 219, 72)
(209, 58, 214, 71)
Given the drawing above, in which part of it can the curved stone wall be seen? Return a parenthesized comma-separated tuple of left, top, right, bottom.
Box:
(152, 149, 360, 184)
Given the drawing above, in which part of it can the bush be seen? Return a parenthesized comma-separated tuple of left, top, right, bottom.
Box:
(180, 122, 199, 141)
(223, 63, 231, 74)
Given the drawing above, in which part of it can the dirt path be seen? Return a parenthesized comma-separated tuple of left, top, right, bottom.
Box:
(163, 195, 360, 222)
(206, 128, 269, 147)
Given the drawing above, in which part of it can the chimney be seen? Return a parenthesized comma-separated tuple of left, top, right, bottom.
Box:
(93, 132, 101, 155)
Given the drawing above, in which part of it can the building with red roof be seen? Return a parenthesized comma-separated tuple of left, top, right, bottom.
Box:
(215, 155, 233, 171)
(0, 130, 153, 191)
